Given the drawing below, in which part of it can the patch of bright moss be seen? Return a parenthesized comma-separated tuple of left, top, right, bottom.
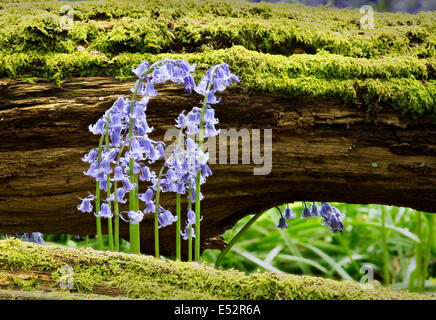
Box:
(0, 239, 433, 300)
(1, 0, 435, 58)
(1, 46, 434, 116)
(0, 0, 435, 117)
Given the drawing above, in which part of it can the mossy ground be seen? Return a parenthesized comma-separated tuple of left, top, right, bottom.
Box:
(0, 0, 435, 117)
(0, 238, 433, 300)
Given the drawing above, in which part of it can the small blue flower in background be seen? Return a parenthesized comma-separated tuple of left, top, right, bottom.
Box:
(319, 202, 345, 233)
(310, 202, 319, 217)
(284, 207, 296, 220)
(275, 217, 289, 229)
(277, 201, 345, 233)
(4, 233, 45, 245)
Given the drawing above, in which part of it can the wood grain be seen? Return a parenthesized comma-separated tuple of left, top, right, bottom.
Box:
(1, 77, 435, 255)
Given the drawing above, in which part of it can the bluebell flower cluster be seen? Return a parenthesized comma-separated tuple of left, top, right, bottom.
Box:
(4, 233, 45, 245)
(79, 58, 199, 230)
(275, 202, 345, 233)
(78, 56, 239, 258)
(195, 63, 240, 105)
(157, 63, 238, 240)
(300, 201, 320, 218)
(319, 202, 345, 233)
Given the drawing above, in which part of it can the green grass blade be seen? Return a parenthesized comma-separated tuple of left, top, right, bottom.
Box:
(232, 248, 285, 274)
(296, 242, 353, 281)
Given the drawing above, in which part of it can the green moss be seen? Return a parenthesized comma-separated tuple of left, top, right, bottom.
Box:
(0, 0, 435, 117)
(0, 239, 433, 300)
(1, 0, 435, 57)
(2, 46, 433, 115)
(7, 275, 40, 291)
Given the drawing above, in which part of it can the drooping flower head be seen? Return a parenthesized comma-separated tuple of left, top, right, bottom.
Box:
(77, 194, 95, 213)
(275, 217, 289, 229)
(181, 225, 195, 240)
(284, 207, 296, 220)
(195, 63, 239, 104)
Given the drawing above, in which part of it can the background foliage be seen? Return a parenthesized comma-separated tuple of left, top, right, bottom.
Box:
(32, 203, 436, 294)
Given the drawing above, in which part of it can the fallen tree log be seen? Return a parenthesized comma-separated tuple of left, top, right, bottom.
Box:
(0, 0, 435, 255)
(0, 76, 436, 255)
(0, 238, 433, 300)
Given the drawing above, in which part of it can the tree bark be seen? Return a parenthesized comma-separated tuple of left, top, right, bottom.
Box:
(0, 77, 435, 255)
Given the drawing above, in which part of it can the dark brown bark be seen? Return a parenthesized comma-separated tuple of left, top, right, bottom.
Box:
(0, 77, 435, 255)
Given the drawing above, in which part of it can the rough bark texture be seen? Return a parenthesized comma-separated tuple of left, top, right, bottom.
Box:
(0, 77, 436, 255)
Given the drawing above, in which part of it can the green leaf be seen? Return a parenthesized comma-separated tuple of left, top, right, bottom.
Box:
(232, 248, 285, 274)
(276, 254, 329, 274)
(297, 242, 354, 281)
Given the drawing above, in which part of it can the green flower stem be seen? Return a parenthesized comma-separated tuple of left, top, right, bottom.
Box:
(135, 174, 140, 253)
(215, 210, 265, 269)
(154, 166, 165, 258)
(421, 213, 435, 291)
(188, 182, 193, 262)
(104, 114, 114, 251)
(128, 79, 143, 254)
(194, 173, 201, 261)
(194, 68, 216, 261)
(95, 134, 105, 251)
(113, 180, 120, 252)
(176, 192, 181, 261)
(106, 176, 114, 251)
(381, 206, 390, 285)
(152, 123, 186, 260)
(113, 143, 126, 253)
(174, 124, 186, 262)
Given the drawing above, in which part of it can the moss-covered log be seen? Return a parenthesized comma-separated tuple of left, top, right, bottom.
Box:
(0, 0, 435, 255)
(0, 239, 433, 300)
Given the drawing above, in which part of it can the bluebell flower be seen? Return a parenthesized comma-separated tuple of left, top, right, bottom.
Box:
(186, 209, 202, 225)
(77, 194, 95, 213)
(319, 202, 345, 233)
(158, 209, 177, 229)
(81, 148, 98, 163)
(319, 202, 333, 220)
(310, 202, 319, 216)
(116, 187, 127, 203)
(140, 81, 158, 97)
(187, 209, 196, 225)
(145, 200, 155, 214)
(113, 166, 124, 181)
(128, 210, 144, 225)
(284, 207, 295, 220)
(275, 217, 289, 229)
(5, 233, 45, 245)
(139, 165, 151, 181)
(195, 63, 239, 105)
(89, 118, 107, 135)
(132, 60, 149, 79)
(98, 202, 113, 219)
(301, 206, 312, 218)
(181, 225, 195, 240)
(138, 189, 154, 202)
